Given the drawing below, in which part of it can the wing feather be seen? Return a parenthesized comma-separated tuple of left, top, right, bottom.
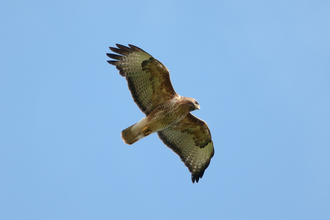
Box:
(157, 113, 214, 183)
(107, 44, 177, 115)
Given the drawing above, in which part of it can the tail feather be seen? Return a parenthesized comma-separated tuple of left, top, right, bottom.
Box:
(121, 124, 140, 145)
(121, 117, 151, 145)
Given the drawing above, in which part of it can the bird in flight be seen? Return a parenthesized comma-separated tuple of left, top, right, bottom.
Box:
(106, 44, 214, 183)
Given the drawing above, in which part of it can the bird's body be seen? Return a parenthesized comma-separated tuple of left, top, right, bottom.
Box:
(122, 95, 199, 144)
(107, 44, 214, 183)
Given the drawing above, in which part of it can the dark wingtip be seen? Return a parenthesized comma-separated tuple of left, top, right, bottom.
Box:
(106, 53, 113, 58)
(128, 44, 144, 52)
(192, 175, 200, 183)
(106, 52, 118, 66)
(109, 46, 117, 53)
(116, 44, 131, 51)
(107, 54, 124, 60)
(128, 44, 137, 48)
(107, 60, 117, 65)
(115, 43, 126, 48)
(191, 169, 205, 183)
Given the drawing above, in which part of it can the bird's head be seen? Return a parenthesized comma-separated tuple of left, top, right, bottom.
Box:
(187, 98, 200, 111)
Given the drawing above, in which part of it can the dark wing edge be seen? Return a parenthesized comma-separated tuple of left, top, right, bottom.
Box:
(157, 113, 214, 183)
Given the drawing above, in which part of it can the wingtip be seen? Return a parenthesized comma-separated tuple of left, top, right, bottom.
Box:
(191, 176, 200, 183)
(106, 53, 113, 58)
(107, 60, 116, 65)
(191, 169, 205, 183)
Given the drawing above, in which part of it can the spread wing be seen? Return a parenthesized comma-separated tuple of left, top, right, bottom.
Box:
(107, 44, 177, 115)
(157, 113, 214, 183)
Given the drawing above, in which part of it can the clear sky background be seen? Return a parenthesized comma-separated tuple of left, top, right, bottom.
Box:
(1, 1, 330, 219)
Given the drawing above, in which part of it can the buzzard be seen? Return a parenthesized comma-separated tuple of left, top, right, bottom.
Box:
(106, 44, 214, 183)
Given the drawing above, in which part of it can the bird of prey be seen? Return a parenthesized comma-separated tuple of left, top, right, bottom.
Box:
(106, 44, 214, 183)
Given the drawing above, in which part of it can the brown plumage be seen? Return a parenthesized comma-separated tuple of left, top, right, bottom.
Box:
(106, 44, 214, 183)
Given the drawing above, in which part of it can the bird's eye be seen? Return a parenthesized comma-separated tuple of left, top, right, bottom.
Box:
(195, 101, 199, 105)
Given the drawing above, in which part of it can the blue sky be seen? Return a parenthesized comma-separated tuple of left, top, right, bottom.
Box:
(1, 0, 330, 219)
